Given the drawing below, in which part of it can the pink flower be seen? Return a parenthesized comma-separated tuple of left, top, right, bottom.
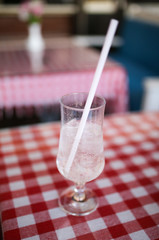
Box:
(28, 1, 44, 16)
(19, 0, 44, 23)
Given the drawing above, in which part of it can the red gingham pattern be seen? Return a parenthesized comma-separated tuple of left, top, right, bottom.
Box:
(0, 47, 105, 76)
(0, 67, 127, 110)
(0, 112, 159, 240)
(0, 46, 128, 117)
(0, 47, 119, 76)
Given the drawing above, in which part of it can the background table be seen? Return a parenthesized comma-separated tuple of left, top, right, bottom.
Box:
(0, 112, 159, 240)
(0, 37, 128, 126)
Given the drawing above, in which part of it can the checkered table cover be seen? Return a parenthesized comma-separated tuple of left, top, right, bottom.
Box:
(0, 47, 106, 76)
(0, 61, 128, 118)
(0, 44, 128, 118)
(0, 112, 159, 240)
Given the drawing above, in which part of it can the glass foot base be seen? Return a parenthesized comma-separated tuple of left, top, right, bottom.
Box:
(58, 186, 98, 216)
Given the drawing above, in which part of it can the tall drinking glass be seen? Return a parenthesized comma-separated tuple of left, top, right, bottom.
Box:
(56, 92, 106, 216)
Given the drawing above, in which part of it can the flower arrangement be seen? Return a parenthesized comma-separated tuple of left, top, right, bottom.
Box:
(19, 0, 44, 25)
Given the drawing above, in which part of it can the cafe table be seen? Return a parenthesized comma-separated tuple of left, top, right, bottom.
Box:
(0, 37, 128, 122)
(0, 111, 159, 240)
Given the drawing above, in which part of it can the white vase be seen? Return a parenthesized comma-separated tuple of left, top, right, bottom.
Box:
(26, 23, 45, 73)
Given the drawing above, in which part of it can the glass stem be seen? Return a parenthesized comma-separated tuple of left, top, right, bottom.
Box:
(73, 183, 86, 202)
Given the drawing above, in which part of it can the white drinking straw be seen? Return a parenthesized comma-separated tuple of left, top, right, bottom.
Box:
(65, 19, 119, 174)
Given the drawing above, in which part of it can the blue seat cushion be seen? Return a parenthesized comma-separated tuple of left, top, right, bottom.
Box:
(119, 18, 159, 73)
(110, 54, 157, 111)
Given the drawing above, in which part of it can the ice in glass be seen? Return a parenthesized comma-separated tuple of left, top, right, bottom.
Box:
(56, 92, 106, 216)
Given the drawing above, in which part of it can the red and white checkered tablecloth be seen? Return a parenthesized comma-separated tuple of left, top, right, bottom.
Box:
(0, 62, 128, 116)
(0, 45, 128, 118)
(0, 112, 159, 240)
(0, 47, 104, 76)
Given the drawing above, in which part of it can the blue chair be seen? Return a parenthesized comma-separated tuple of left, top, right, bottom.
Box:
(110, 17, 159, 111)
